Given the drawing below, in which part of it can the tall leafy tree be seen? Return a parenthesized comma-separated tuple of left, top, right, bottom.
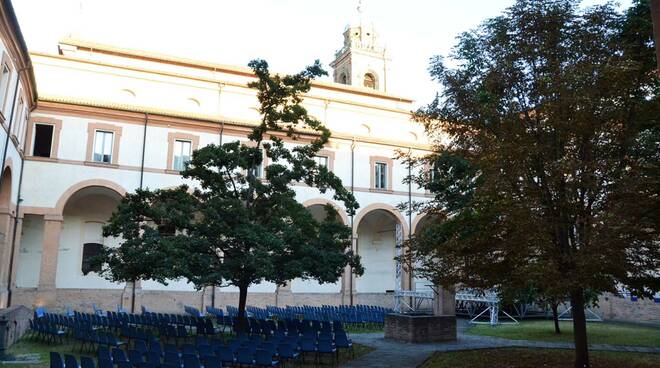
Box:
(94, 188, 194, 312)
(97, 59, 362, 329)
(405, 1, 659, 367)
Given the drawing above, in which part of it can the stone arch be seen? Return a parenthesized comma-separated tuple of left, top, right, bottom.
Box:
(302, 198, 349, 226)
(55, 179, 127, 216)
(363, 72, 377, 89)
(411, 212, 428, 235)
(0, 165, 12, 208)
(353, 203, 408, 238)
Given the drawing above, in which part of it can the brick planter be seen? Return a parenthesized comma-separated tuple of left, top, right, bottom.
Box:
(384, 313, 457, 343)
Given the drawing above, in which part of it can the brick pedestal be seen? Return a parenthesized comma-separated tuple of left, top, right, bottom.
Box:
(384, 313, 456, 343)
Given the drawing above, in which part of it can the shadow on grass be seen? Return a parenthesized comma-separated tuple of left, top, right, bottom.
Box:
(420, 348, 660, 368)
(466, 320, 660, 347)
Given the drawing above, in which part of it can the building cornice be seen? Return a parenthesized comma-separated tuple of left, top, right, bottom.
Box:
(31, 51, 413, 116)
(56, 38, 413, 104)
(0, 0, 38, 107)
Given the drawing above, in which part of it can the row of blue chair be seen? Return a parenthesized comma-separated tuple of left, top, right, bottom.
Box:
(28, 319, 66, 343)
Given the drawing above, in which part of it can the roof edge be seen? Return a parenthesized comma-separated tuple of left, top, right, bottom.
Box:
(58, 37, 414, 104)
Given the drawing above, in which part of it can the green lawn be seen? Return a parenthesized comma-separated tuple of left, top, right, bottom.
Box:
(4, 336, 373, 368)
(467, 320, 660, 347)
(421, 348, 660, 368)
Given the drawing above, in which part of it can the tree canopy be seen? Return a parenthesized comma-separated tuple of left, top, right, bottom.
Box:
(406, 1, 658, 367)
(98, 59, 363, 327)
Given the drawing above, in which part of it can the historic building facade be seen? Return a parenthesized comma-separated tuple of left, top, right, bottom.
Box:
(1, 5, 441, 313)
(0, 0, 37, 310)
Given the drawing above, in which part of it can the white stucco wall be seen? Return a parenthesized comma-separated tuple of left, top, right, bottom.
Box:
(15, 214, 43, 287)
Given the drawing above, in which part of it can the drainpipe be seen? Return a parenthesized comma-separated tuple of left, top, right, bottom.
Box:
(6, 154, 24, 307)
(349, 137, 356, 306)
(139, 113, 148, 189)
(213, 80, 223, 306)
(132, 113, 148, 314)
(0, 74, 21, 190)
(407, 147, 413, 291)
(217, 81, 224, 145)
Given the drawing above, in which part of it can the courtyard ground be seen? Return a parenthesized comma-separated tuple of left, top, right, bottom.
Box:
(420, 348, 660, 368)
(342, 319, 660, 368)
(466, 320, 660, 347)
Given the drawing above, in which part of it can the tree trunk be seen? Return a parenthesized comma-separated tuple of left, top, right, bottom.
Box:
(236, 284, 248, 333)
(551, 302, 561, 334)
(570, 290, 589, 368)
(131, 279, 136, 314)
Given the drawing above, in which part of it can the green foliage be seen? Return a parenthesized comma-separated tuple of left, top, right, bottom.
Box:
(407, 1, 658, 366)
(97, 59, 362, 320)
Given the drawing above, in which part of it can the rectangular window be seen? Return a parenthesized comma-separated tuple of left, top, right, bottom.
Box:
(32, 124, 54, 157)
(12, 97, 23, 134)
(314, 155, 329, 168)
(249, 163, 263, 179)
(172, 139, 192, 171)
(0, 63, 10, 112)
(81, 243, 103, 275)
(93, 130, 114, 163)
(375, 162, 387, 189)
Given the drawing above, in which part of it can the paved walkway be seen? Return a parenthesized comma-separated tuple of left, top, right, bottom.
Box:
(341, 320, 660, 368)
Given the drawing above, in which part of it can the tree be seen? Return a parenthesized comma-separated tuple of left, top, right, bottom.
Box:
(94, 188, 195, 312)
(97, 59, 363, 330)
(406, 1, 659, 367)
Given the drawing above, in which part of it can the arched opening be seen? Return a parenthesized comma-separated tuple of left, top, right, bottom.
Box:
(355, 208, 403, 293)
(411, 214, 438, 292)
(339, 73, 348, 85)
(289, 201, 349, 294)
(0, 167, 12, 208)
(186, 98, 201, 109)
(58, 185, 124, 289)
(0, 167, 12, 307)
(363, 73, 376, 89)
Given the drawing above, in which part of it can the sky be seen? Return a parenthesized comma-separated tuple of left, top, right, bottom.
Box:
(12, 0, 631, 107)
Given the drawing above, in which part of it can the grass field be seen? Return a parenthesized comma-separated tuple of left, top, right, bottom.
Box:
(420, 348, 660, 368)
(4, 335, 373, 368)
(467, 320, 660, 347)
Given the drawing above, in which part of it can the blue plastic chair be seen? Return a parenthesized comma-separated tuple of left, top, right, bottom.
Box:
(182, 354, 201, 368)
(163, 352, 181, 368)
(133, 340, 148, 354)
(144, 351, 161, 367)
(80, 356, 95, 368)
(317, 338, 337, 366)
(197, 344, 214, 359)
(97, 358, 113, 368)
(148, 340, 163, 357)
(128, 349, 144, 366)
(164, 344, 178, 355)
(64, 354, 80, 368)
(334, 330, 353, 357)
(277, 343, 300, 366)
(112, 348, 129, 363)
(202, 355, 221, 368)
(117, 362, 132, 368)
(98, 346, 112, 364)
(235, 348, 255, 366)
(217, 346, 236, 366)
(254, 349, 279, 367)
(181, 344, 196, 356)
(50, 352, 64, 368)
(299, 338, 317, 365)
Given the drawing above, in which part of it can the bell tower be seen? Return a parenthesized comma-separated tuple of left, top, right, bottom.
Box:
(330, 0, 389, 92)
